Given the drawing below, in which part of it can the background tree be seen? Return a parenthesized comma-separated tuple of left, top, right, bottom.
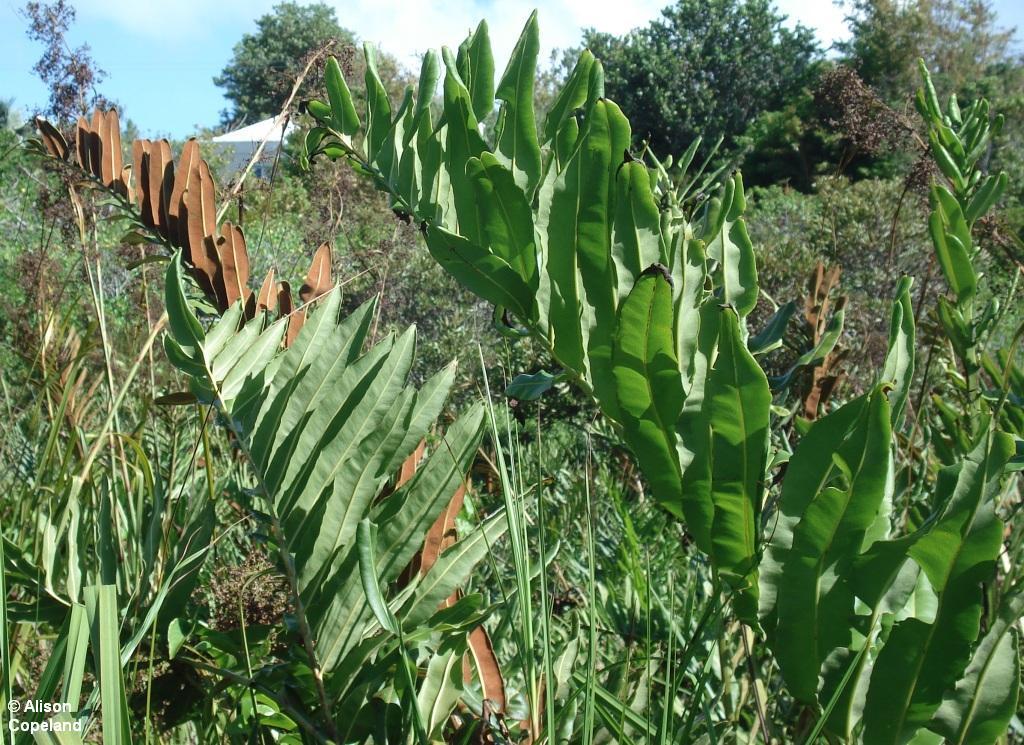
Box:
(214, 1, 356, 125)
(837, 0, 1015, 104)
(0, 99, 23, 131)
(575, 0, 819, 161)
(22, 0, 107, 124)
(837, 0, 1023, 218)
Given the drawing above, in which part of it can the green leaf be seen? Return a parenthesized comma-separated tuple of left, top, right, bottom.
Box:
(964, 171, 1007, 224)
(84, 585, 131, 745)
(611, 160, 663, 305)
(416, 645, 465, 738)
(440, 48, 489, 245)
(457, 21, 495, 124)
(494, 11, 542, 195)
(612, 266, 684, 514)
(324, 56, 360, 136)
(61, 604, 89, 710)
(363, 43, 393, 162)
(929, 588, 1024, 744)
(882, 276, 915, 428)
(505, 370, 558, 401)
(378, 88, 415, 195)
(311, 404, 485, 673)
(936, 296, 972, 364)
(154, 391, 197, 407)
(772, 388, 892, 702)
(929, 185, 977, 306)
(770, 300, 845, 391)
(30, 715, 84, 745)
(281, 328, 417, 581)
(704, 175, 759, 318)
(862, 430, 1015, 744)
(167, 618, 188, 660)
(748, 301, 795, 355)
(411, 96, 443, 218)
(676, 300, 719, 551)
(306, 99, 331, 121)
(542, 50, 595, 145)
(918, 60, 943, 121)
(671, 234, 709, 379)
(466, 152, 538, 291)
(705, 308, 771, 623)
(929, 131, 966, 191)
(357, 519, 400, 635)
(401, 513, 507, 626)
(165, 251, 205, 358)
(422, 224, 534, 321)
(415, 50, 440, 119)
(161, 251, 499, 702)
(537, 99, 630, 418)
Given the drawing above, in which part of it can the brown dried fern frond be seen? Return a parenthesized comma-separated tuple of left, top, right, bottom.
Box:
(32, 107, 338, 347)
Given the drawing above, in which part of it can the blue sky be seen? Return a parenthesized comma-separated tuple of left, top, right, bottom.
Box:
(2, 0, 1022, 139)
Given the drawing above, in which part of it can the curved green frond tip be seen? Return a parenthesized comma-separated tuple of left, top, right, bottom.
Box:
(456, 19, 495, 124)
(704, 174, 759, 318)
(917, 59, 943, 121)
(325, 55, 360, 136)
(883, 276, 915, 428)
(494, 10, 542, 194)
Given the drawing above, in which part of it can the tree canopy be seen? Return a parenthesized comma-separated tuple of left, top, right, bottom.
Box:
(576, 0, 819, 160)
(214, 1, 355, 125)
(838, 0, 1016, 104)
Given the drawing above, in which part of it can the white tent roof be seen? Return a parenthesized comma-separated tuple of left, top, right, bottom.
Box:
(212, 114, 296, 144)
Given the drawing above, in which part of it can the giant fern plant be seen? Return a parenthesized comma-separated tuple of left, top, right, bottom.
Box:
(163, 253, 505, 741)
(300, 16, 1023, 743)
(302, 14, 772, 621)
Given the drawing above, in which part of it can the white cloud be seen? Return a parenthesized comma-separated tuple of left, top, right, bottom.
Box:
(774, 0, 850, 48)
(72, 0, 849, 69)
(327, 0, 667, 73)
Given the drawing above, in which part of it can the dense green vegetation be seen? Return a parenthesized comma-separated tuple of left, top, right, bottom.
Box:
(2, 1, 1024, 743)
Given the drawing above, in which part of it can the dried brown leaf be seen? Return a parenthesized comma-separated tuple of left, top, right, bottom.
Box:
(420, 483, 465, 577)
(89, 109, 103, 181)
(95, 108, 112, 186)
(132, 139, 148, 214)
(169, 139, 200, 247)
(398, 441, 426, 489)
(467, 626, 506, 713)
(256, 268, 277, 314)
(183, 159, 220, 298)
(75, 115, 92, 173)
(300, 242, 333, 304)
(215, 222, 251, 311)
(147, 140, 173, 233)
(104, 109, 124, 195)
(120, 165, 134, 204)
(279, 281, 305, 347)
(34, 117, 68, 160)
